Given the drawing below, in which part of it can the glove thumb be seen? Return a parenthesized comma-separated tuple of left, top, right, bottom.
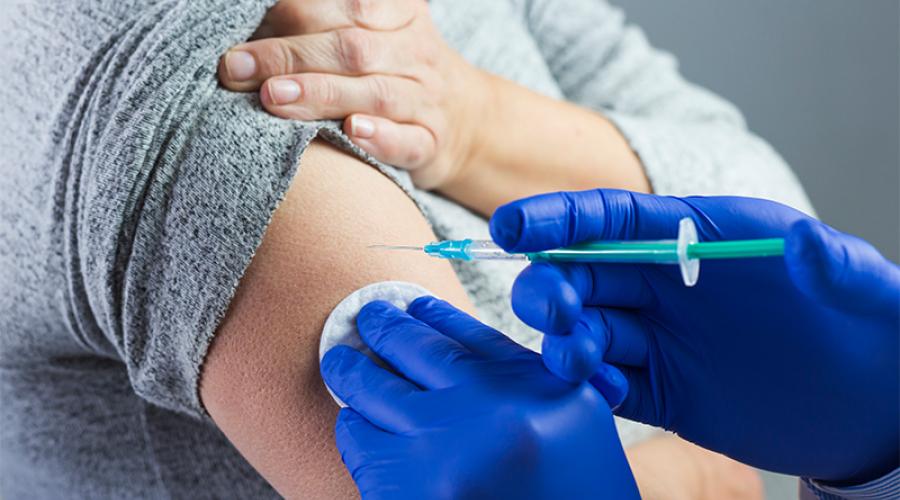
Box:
(785, 218, 900, 314)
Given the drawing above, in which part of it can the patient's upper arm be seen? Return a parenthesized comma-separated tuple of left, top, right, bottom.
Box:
(200, 140, 473, 498)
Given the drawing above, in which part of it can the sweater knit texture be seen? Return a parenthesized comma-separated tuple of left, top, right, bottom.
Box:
(0, 0, 812, 497)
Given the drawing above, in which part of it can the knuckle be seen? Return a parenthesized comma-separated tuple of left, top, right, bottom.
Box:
(346, 0, 377, 24)
(415, 41, 440, 67)
(370, 78, 397, 116)
(290, 74, 336, 113)
(405, 146, 424, 167)
(415, 72, 444, 97)
(277, 39, 301, 74)
(406, 135, 432, 166)
(311, 76, 340, 107)
(336, 28, 374, 73)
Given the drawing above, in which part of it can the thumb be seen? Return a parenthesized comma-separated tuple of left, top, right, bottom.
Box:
(488, 189, 694, 253)
(589, 363, 629, 411)
(785, 218, 900, 314)
(344, 115, 436, 173)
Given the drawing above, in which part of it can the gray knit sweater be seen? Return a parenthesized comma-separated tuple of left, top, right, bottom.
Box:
(0, 0, 813, 497)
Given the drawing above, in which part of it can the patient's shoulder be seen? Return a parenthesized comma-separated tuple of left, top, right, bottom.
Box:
(199, 139, 472, 496)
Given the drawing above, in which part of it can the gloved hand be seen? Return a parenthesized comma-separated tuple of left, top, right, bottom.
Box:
(320, 296, 640, 500)
(490, 189, 900, 484)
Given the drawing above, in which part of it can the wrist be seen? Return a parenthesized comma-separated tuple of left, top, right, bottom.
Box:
(442, 67, 502, 189)
(436, 70, 513, 216)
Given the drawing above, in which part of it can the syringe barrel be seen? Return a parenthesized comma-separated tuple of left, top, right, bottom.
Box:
(527, 241, 680, 263)
(464, 240, 529, 260)
(423, 239, 528, 261)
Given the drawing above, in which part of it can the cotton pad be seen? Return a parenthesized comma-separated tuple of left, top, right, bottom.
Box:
(319, 281, 436, 407)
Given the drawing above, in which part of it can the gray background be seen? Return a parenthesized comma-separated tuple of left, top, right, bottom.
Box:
(621, 0, 899, 261)
(618, 1, 899, 498)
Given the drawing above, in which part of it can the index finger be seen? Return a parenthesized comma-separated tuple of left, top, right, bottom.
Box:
(406, 296, 533, 361)
(356, 300, 486, 390)
(321, 345, 423, 433)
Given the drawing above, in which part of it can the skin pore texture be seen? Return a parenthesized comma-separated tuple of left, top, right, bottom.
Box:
(199, 141, 761, 499)
(200, 141, 476, 497)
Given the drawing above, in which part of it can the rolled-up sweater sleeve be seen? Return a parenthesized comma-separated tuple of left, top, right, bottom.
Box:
(63, 0, 400, 419)
(514, 0, 815, 214)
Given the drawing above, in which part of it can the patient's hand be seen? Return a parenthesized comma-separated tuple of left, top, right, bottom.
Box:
(219, 0, 491, 190)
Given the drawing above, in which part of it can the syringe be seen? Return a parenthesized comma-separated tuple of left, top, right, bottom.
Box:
(370, 218, 784, 287)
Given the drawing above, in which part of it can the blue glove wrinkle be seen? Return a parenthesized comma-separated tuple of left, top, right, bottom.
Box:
(540, 328, 604, 383)
(506, 189, 900, 483)
(406, 296, 534, 361)
(490, 190, 612, 252)
(511, 263, 582, 335)
(488, 202, 525, 251)
(597, 308, 651, 367)
(787, 218, 900, 314)
(357, 300, 481, 391)
(334, 409, 398, 492)
(589, 364, 629, 411)
(321, 345, 422, 434)
(331, 298, 641, 499)
(321, 345, 371, 402)
(406, 295, 446, 319)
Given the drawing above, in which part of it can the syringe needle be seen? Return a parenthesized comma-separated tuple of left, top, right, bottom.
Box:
(368, 244, 424, 252)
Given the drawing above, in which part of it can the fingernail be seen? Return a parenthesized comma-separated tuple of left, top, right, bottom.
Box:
(268, 79, 301, 105)
(350, 116, 376, 138)
(225, 51, 257, 81)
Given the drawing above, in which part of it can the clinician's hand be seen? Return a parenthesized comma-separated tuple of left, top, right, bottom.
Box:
(320, 297, 639, 500)
(490, 189, 900, 484)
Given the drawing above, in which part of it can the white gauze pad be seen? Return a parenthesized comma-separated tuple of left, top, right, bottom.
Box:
(319, 281, 436, 407)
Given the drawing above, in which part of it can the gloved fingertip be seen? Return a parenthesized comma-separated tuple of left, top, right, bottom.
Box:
(320, 345, 363, 381)
(542, 332, 604, 383)
(590, 364, 629, 411)
(336, 407, 366, 426)
(407, 295, 443, 316)
(356, 300, 402, 330)
(489, 203, 524, 252)
(512, 264, 582, 335)
(785, 219, 828, 266)
(785, 219, 842, 302)
(334, 408, 366, 448)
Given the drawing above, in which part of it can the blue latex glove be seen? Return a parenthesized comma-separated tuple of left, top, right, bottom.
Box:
(490, 189, 900, 484)
(320, 296, 639, 500)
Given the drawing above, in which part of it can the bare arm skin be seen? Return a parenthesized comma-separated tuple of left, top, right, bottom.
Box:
(198, 141, 758, 499)
(200, 141, 475, 498)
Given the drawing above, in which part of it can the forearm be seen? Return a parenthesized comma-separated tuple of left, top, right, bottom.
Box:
(518, 0, 813, 214)
(441, 73, 650, 217)
(626, 435, 763, 500)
